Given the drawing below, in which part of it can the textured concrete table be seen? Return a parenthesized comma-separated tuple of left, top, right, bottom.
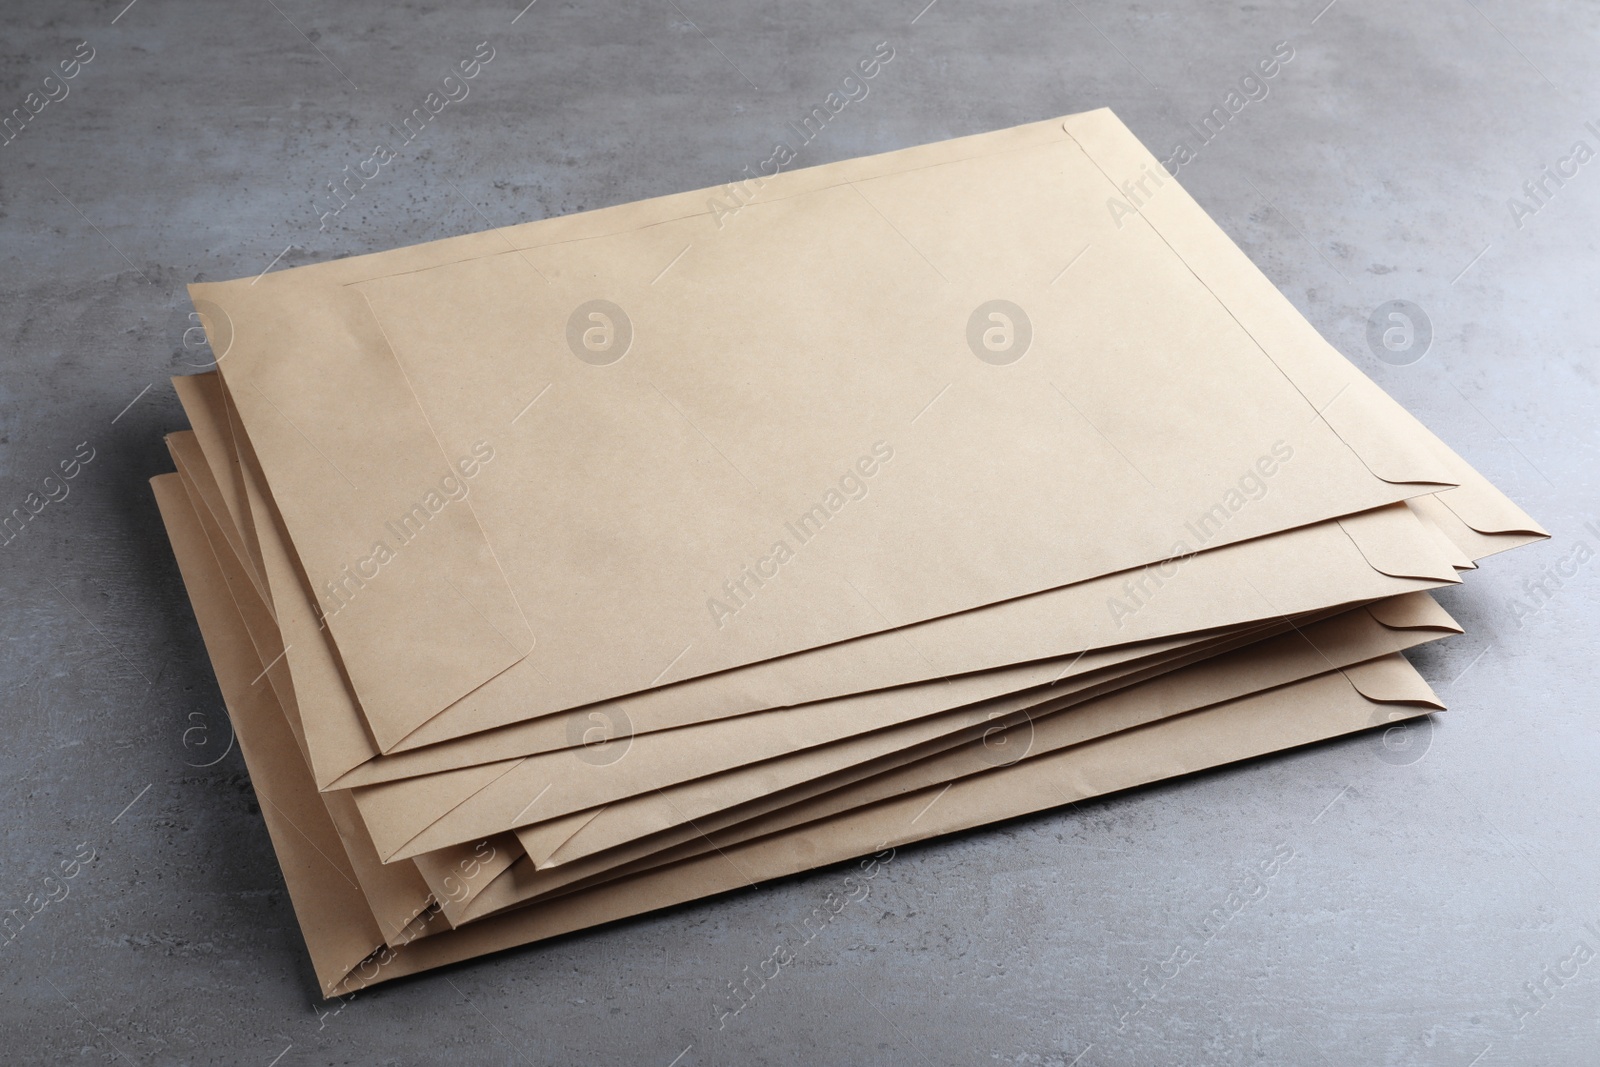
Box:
(2, 1, 1595, 1063)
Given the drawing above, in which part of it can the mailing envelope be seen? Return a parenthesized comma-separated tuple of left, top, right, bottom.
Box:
(194, 111, 1483, 752)
(181, 110, 1542, 870)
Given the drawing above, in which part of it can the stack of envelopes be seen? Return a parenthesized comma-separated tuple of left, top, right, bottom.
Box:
(150, 109, 1545, 996)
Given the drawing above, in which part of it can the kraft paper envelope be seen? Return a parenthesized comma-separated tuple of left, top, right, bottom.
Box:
(175, 334, 1510, 876)
(155, 109, 1539, 994)
(216, 395, 1465, 857)
(327, 658, 1439, 996)
(387, 614, 1309, 866)
(176, 371, 1360, 788)
(197, 112, 1477, 753)
(178, 369, 1472, 801)
(181, 399, 1478, 876)
(183, 369, 1246, 783)
(457, 604, 1376, 924)
(184, 116, 1536, 771)
(193, 451, 1318, 922)
(171, 404, 1332, 916)
(509, 592, 1459, 882)
(351, 498, 1461, 861)
(435, 618, 1298, 917)
(181, 116, 1529, 857)
(503, 616, 1296, 858)
(529, 655, 1442, 924)
(334, 106, 1536, 751)
(157, 463, 1440, 994)
(243, 103, 1529, 758)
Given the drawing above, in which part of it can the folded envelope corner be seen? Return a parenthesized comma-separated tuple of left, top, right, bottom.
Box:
(1342, 652, 1445, 710)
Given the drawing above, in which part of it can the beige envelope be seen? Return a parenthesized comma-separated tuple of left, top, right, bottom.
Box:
(507, 615, 1299, 867)
(175, 355, 1510, 927)
(373, 613, 1327, 868)
(197, 110, 1480, 752)
(212, 110, 1536, 767)
(154, 106, 1541, 996)
(184, 112, 1536, 870)
(178, 272, 1534, 885)
(447, 603, 1379, 923)
(171, 389, 1338, 917)
(155, 466, 1441, 995)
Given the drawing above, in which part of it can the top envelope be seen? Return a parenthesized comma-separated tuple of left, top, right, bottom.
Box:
(198, 109, 1464, 751)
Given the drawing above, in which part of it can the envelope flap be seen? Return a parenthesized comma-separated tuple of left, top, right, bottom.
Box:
(1363, 590, 1463, 633)
(518, 809, 606, 867)
(1342, 652, 1445, 707)
(1336, 503, 1462, 582)
(1436, 481, 1549, 537)
(1407, 491, 1546, 563)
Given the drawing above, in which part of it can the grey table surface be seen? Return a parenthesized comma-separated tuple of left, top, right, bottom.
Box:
(2, 0, 1596, 1063)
